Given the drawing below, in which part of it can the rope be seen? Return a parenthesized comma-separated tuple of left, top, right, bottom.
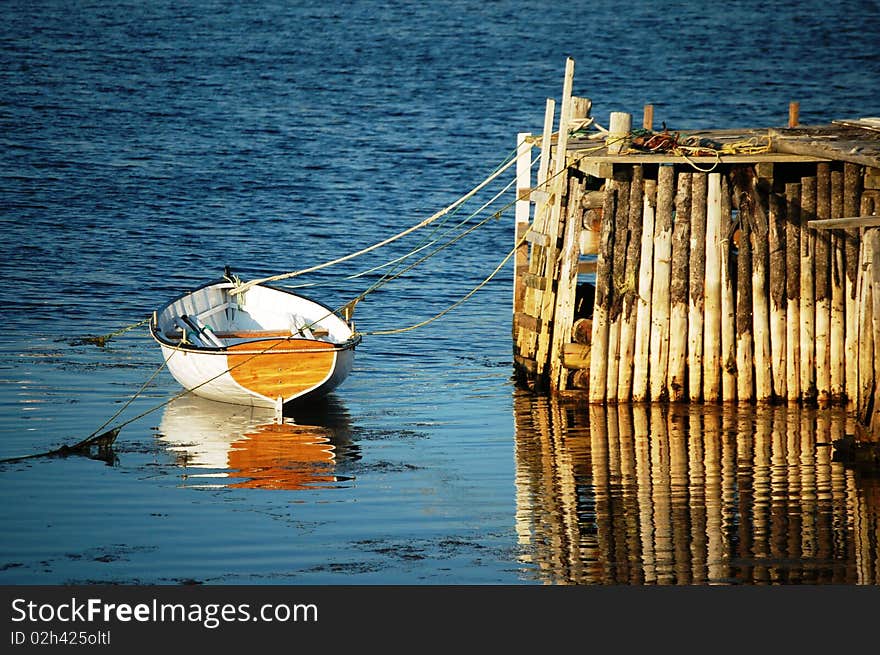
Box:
(364, 230, 528, 335)
(230, 151, 520, 295)
(73, 316, 151, 347)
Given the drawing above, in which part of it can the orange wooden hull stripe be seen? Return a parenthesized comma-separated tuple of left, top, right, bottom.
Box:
(227, 339, 336, 400)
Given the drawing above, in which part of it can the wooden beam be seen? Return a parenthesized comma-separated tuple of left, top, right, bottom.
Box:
(808, 216, 880, 230)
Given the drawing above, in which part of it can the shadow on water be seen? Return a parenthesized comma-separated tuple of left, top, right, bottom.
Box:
(513, 390, 880, 585)
(156, 393, 359, 490)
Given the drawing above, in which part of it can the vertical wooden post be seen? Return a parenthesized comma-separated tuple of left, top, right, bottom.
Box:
(843, 163, 862, 404)
(749, 172, 772, 402)
(785, 183, 801, 402)
(649, 165, 675, 401)
(871, 229, 880, 435)
(549, 95, 593, 393)
(688, 174, 708, 401)
(829, 169, 845, 401)
(616, 165, 644, 401)
(668, 171, 691, 401)
(788, 101, 800, 128)
(607, 112, 632, 155)
(736, 191, 754, 403)
(643, 104, 654, 131)
(814, 163, 832, 404)
(633, 179, 657, 402)
(514, 132, 532, 320)
(800, 175, 817, 403)
(703, 173, 723, 402)
(606, 171, 631, 400)
(534, 58, 575, 386)
(589, 185, 616, 402)
(768, 191, 788, 400)
(550, 174, 585, 392)
(720, 175, 737, 401)
(857, 231, 874, 421)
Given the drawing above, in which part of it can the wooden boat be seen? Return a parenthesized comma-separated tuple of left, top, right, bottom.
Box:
(150, 277, 360, 411)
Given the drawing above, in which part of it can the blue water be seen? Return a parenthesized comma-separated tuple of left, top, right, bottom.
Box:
(1, 0, 879, 584)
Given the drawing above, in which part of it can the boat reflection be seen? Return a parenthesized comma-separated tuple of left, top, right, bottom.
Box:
(513, 391, 880, 584)
(157, 393, 359, 490)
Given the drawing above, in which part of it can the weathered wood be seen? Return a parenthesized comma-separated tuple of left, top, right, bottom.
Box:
(703, 173, 723, 402)
(743, 167, 773, 402)
(633, 180, 657, 402)
(788, 101, 799, 128)
(829, 169, 845, 401)
(606, 171, 631, 401)
(808, 217, 880, 229)
(589, 184, 616, 402)
(534, 59, 575, 385)
(649, 166, 675, 401)
(572, 318, 593, 345)
(871, 229, 880, 435)
(514, 133, 532, 321)
(843, 163, 861, 403)
(688, 173, 707, 401)
(800, 175, 817, 403)
(643, 104, 654, 131)
(550, 173, 586, 392)
(720, 174, 737, 401)
(815, 163, 832, 403)
(857, 232, 875, 421)
(668, 171, 691, 401)
(562, 342, 591, 369)
(607, 112, 632, 155)
(768, 190, 788, 400)
(785, 183, 801, 401)
(735, 182, 754, 403)
(616, 165, 644, 401)
(514, 312, 541, 332)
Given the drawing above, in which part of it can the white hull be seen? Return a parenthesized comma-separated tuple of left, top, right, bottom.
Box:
(151, 279, 360, 409)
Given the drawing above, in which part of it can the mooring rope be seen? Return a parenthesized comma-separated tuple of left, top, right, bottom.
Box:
(229, 150, 521, 295)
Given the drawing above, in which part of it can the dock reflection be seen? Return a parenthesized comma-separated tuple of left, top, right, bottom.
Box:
(157, 394, 359, 490)
(513, 391, 880, 584)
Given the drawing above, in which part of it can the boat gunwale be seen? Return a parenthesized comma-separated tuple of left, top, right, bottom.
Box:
(149, 278, 361, 354)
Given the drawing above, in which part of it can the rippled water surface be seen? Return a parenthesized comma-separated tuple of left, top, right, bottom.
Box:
(1, 0, 879, 584)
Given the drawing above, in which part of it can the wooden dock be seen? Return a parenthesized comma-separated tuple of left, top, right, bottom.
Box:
(512, 59, 880, 436)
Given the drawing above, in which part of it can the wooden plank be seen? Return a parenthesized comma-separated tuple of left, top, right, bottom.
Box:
(616, 165, 645, 402)
(829, 169, 845, 401)
(844, 163, 862, 403)
(562, 342, 591, 369)
(522, 273, 548, 291)
(800, 175, 817, 403)
(589, 183, 617, 402)
(213, 329, 325, 339)
(768, 190, 788, 400)
(769, 125, 880, 169)
(514, 312, 541, 333)
(668, 170, 691, 402)
(688, 173, 707, 401)
(807, 216, 880, 229)
(514, 133, 532, 320)
(735, 178, 754, 403)
(525, 230, 551, 246)
(649, 165, 674, 402)
(514, 353, 538, 374)
(534, 58, 576, 386)
(785, 183, 801, 401)
(816, 164, 835, 404)
(550, 173, 586, 391)
(720, 174, 737, 401)
(606, 171, 631, 401)
(633, 179, 657, 402)
(703, 173, 723, 402)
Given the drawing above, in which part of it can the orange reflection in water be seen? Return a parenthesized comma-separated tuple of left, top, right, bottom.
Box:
(157, 393, 355, 490)
(513, 391, 880, 585)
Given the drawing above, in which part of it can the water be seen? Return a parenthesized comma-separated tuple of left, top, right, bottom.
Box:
(1, 0, 878, 585)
